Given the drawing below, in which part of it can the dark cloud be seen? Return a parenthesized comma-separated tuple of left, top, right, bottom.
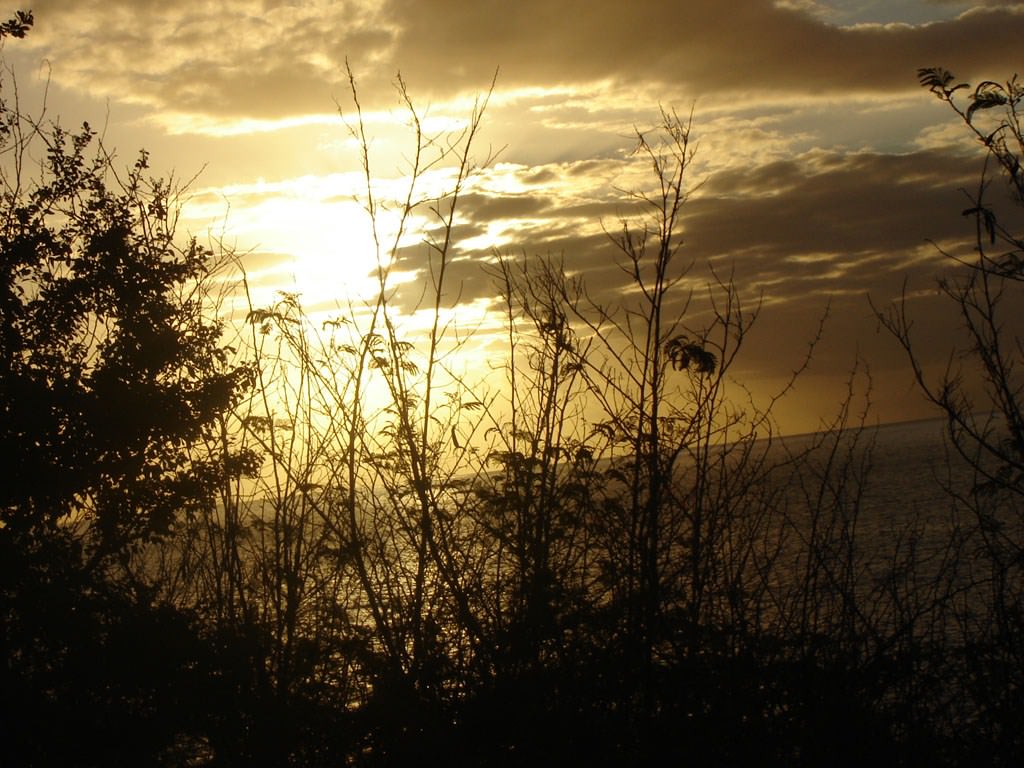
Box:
(390, 146, 978, 279)
(375, 140, 1011, 399)
(387, 1, 1023, 103)
(928, 0, 1024, 5)
(454, 191, 554, 222)
(690, 149, 980, 261)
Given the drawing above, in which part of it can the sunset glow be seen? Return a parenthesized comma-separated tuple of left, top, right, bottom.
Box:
(5, 0, 1022, 432)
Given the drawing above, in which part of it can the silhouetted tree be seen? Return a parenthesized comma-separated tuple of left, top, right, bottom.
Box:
(874, 67, 1024, 764)
(0, 18, 257, 761)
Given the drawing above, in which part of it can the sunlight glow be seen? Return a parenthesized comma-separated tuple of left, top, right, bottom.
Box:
(185, 174, 385, 309)
(154, 111, 345, 137)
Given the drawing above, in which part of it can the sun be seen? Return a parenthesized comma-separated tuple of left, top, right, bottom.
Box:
(274, 195, 382, 309)
(189, 173, 388, 314)
(260, 177, 383, 309)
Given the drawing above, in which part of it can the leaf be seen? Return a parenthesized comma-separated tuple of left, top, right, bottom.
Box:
(605, 467, 628, 484)
(0, 10, 33, 39)
(245, 307, 274, 325)
(917, 67, 970, 100)
(243, 415, 273, 433)
(244, 307, 298, 327)
(967, 81, 1008, 124)
(665, 335, 717, 373)
(917, 67, 955, 92)
(561, 361, 583, 376)
(962, 206, 998, 244)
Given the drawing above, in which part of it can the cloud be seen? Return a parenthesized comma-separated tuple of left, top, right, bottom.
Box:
(386, 0, 1024, 100)
(6, 0, 1017, 434)
(373, 143, 988, 326)
(454, 191, 554, 222)
(11, 0, 1023, 123)
(16, 0, 382, 117)
(927, 0, 1024, 5)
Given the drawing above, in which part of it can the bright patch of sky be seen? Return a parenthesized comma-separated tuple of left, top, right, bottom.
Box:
(808, 0, 973, 25)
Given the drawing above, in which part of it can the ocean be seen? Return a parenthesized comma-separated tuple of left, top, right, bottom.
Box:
(750, 414, 1021, 640)
(780, 416, 965, 549)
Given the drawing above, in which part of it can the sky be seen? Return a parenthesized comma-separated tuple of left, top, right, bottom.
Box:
(2, 0, 1022, 434)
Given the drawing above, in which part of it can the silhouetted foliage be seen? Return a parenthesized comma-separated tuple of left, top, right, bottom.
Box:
(873, 67, 1024, 765)
(666, 334, 717, 373)
(890, 68, 1023, 495)
(0, 29, 258, 762)
(0, 9, 32, 40)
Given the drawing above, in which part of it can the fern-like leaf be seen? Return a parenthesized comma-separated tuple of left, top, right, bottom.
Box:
(967, 81, 1008, 124)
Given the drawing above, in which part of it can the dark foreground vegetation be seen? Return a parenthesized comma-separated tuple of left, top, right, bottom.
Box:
(1, 14, 1023, 766)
